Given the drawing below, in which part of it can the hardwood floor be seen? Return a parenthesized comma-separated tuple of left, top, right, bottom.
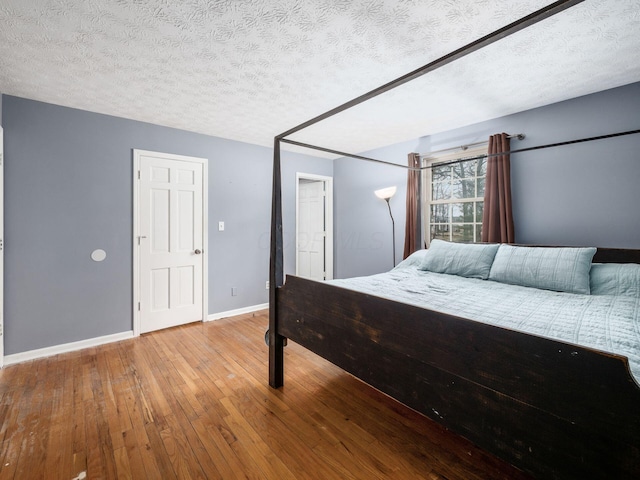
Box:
(0, 311, 531, 479)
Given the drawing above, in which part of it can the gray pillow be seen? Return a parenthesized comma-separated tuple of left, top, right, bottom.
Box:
(393, 249, 428, 271)
(590, 263, 640, 297)
(489, 245, 596, 294)
(419, 239, 499, 280)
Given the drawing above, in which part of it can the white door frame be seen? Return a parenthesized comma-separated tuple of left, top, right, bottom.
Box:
(132, 149, 208, 337)
(295, 173, 333, 280)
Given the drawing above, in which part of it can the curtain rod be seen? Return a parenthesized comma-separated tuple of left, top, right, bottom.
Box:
(420, 133, 525, 158)
(423, 128, 640, 170)
(282, 129, 640, 171)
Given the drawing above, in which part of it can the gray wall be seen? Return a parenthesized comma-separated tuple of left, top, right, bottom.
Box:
(2, 95, 331, 355)
(335, 82, 640, 278)
(4, 81, 639, 354)
(334, 139, 418, 278)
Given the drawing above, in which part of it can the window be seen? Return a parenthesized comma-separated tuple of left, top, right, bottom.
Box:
(422, 147, 487, 245)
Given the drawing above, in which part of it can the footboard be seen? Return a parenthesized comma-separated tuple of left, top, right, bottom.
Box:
(275, 275, 640, 479)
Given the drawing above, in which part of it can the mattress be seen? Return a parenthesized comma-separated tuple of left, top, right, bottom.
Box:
(329, 266, 640, 382)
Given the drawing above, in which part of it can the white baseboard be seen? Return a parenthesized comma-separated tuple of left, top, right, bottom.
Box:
(3, 304, 269, 366)
(207, 303, 269, 321)
(4, 330, 134, 366)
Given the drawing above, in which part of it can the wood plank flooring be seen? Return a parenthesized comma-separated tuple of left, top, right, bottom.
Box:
(0, 311, 532, 479)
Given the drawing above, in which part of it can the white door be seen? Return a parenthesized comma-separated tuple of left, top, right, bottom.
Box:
(0, 127, 4, 366)
(296, 176, 333, 281)
(134, 150, 207, 334)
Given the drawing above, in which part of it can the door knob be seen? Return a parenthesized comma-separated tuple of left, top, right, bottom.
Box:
(194, 249, 202, 255)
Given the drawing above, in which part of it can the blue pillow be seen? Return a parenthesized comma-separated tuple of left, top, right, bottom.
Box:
(489, 245, 596, 294)
(590, 263, 640, 297)
(393, 249, 428, 271)
(419, 239, 499, 279)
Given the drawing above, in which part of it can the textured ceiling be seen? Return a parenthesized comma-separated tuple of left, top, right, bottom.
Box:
(1, 0, 639, 157)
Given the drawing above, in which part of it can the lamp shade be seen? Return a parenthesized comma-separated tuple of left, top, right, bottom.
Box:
(374, 186, 397, 200)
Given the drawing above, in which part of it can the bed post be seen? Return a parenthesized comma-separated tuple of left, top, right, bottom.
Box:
(269, 137, 285, 388)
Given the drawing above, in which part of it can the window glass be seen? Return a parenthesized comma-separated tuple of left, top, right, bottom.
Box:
(477, 177, 485, 197)
(477, 157, 487, 176)
(423, 148, 487, 244)
(432, 165, 450, 182)
(432, 181, 451, 201)
(453, 179, 475, 199)
(430, 225, 449, 241)
(430, 204, 448, 224)
(453, 159, 475, 179)
(475, 201, 484, 223)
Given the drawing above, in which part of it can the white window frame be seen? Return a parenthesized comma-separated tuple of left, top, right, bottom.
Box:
(422, 146, 488, 247)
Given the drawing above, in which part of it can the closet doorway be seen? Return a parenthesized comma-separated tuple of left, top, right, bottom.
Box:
(296, 173, 333, 281)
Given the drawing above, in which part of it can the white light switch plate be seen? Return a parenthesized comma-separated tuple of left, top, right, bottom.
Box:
(218, 221, 225, 231)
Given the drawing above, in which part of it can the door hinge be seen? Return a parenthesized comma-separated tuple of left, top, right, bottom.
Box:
(0, 324, 3, 336)
(138, 302, 141, 311)
(137, 170, 141, 179)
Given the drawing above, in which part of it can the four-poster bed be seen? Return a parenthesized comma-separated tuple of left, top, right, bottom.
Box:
(268, 1, 640, 478)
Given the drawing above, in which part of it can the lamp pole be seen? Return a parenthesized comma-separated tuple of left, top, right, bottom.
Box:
(375, 186, 397, 269)
(385, 198, 395, 267)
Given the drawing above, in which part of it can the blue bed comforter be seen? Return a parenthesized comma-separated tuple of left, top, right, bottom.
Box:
(330, 267, 640, 382)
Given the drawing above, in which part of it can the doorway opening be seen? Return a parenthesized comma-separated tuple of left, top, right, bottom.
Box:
(296, 173, 333, 281)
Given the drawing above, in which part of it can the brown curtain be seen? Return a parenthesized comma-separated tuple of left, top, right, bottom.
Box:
(481, 133, 515, 243)
(403, 152, 421, 259)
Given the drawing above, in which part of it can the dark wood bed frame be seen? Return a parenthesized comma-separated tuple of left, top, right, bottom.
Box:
(267, 1, 640, 478)
(271, 248, 640, 479)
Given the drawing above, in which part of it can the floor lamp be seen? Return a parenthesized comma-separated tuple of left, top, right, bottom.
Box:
(374, 186, 397, 267)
